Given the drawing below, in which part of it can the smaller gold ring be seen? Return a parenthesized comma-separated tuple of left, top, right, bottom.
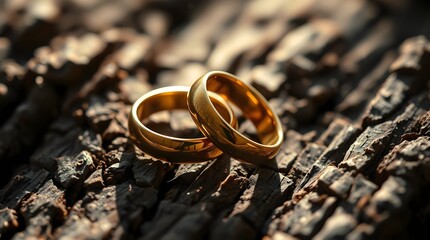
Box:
(128, 86, 237, 163)
(187, 71, 283, 166)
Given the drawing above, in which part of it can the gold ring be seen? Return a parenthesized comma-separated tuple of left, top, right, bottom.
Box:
(129, 86, 237, 163)
(187, 71, 283, 166)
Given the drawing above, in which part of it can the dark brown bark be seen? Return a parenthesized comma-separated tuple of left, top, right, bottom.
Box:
(1, 0, 430, 239)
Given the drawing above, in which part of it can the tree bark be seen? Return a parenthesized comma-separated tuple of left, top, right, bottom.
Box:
(1, 0, 430, 239)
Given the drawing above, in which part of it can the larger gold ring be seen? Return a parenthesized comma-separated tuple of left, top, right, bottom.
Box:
(187, 71, 283, 166)
(129, 86, 237, 163)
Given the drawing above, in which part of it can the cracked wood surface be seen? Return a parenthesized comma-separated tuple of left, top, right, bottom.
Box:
(1, 0, 430, 239)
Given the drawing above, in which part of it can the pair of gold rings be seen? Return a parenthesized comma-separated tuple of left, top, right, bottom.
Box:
(128, 71, 283, 166)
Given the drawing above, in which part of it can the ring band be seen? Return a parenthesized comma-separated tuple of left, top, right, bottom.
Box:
(129, 86, 237, 163)
(187, 71, 283, 166)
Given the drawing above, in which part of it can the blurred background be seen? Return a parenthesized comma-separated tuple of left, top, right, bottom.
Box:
(2, 0, 429, 120)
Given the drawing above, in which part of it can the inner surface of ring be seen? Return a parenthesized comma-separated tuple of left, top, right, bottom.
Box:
(137, 91, 232, 139)
(206, 74, 279, 145)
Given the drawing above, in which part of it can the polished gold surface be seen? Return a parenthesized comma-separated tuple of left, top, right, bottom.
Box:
(187, 71, 283, 166)
(129, 86, 237, 163)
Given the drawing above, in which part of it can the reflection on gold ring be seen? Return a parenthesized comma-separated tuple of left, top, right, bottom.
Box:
(187, 71, 283, 166)
(129, 86, 237, 163)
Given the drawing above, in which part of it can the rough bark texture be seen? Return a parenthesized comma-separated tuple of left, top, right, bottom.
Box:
(1, 0, 430, 239)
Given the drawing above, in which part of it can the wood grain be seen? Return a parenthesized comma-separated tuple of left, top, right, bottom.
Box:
(1, 0, 429, 239)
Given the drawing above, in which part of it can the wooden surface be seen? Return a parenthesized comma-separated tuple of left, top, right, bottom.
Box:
(0, 0, 430, 239)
